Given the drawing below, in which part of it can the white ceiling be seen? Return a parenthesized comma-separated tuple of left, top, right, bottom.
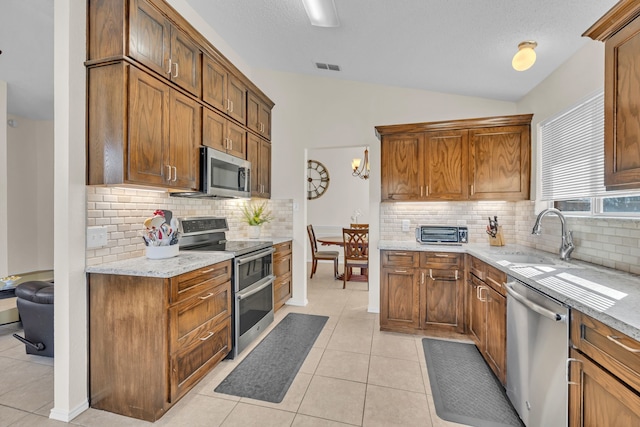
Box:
(0, 0, 618, 121)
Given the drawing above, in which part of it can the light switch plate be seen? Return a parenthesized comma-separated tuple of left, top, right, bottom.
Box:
(87, 226, 108, 248)
(402, 219, 410, 231)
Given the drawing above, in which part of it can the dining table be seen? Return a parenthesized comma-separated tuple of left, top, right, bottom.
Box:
(316, 235, 369, 282)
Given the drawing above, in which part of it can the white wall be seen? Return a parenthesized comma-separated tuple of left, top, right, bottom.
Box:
(0, 81, 7, 277)
(6, 115, 54, 274)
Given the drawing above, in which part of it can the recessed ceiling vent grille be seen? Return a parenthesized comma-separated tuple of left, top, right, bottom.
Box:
(315, 62, 341, 71)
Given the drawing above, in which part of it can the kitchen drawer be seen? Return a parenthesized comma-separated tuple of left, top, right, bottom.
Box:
(169, 316, 231, 402)
(420, 252, 462, 269)
(274, 273, 292, 312)
(273, 241, 292, 258)
(469, 256, 486, 281)
(169, 260, 231, 304)
(424, 267, 461, 281)
(571, 310, 640, 392)
(273, 252, 292, 278)
(381, 250, 419, 268)
(485, 264, 506, 296)
(169, 281, 231, 353)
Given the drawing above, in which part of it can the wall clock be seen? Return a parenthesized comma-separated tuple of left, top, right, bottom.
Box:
(307, 160, 330, 200)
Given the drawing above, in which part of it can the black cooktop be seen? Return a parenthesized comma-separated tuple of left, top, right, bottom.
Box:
(178, 217, 272, 256)
(184, 239, 273, 256)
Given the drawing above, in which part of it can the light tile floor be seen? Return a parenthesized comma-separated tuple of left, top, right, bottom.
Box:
(0, 263, 469, 426)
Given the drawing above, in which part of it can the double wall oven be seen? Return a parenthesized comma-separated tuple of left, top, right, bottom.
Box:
(178, 217, 275, 358)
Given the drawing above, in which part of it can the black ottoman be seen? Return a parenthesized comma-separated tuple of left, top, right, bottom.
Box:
(13, 281, 54, 357)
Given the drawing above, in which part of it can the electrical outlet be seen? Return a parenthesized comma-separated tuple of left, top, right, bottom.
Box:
(401, 219, 410, 232)
(87, 226, 108, 248)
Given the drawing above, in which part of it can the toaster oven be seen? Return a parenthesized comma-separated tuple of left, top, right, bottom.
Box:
(415, 225, 468, 245)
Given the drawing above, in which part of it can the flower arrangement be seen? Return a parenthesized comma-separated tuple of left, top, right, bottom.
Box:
(241, 202, 274, 226)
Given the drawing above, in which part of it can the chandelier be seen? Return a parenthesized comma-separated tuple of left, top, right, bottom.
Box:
(351, 147, 370, 180)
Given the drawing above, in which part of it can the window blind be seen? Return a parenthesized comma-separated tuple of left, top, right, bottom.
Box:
(540, 92, 605, 201)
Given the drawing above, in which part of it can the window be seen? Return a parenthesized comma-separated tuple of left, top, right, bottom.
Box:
(541, 92, 640, 216)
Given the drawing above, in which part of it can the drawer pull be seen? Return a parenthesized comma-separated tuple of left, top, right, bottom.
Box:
(607, 335, 640, 353)
(198, 293, 214, 300)
(434, 254, 450, 258)
(199, 331, 215, 341)
(566, 357, 582, 385)
(455, 270, 459, 281)
(394, 269, 408, 273)
(429, 269, 434, 280)
(200, 268, 216, 274)
(393, 252, 408, 255)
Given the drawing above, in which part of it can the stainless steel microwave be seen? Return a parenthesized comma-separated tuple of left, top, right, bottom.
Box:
(415, 225, 468, 245)
(171, 147, 251, 199)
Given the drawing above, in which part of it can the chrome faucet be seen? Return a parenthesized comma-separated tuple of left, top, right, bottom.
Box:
(531, 208, 575, 261)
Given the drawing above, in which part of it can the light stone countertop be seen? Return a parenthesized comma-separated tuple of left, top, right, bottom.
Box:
(379, 240, 640, 341)
(86, 252, 234, 278)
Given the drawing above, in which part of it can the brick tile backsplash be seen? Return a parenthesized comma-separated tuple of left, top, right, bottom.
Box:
(86, 187, 293, 265)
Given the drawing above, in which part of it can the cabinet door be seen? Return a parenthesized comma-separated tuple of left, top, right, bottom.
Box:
(227, 120, 247, 160)
(227, 74, 247, 124)
(259, 139, 271, 198)
(381, 133, 424, 201)
(128, 67, 170, 186)
(259, 102, 272, 140)
(169, 89, 200, 190)
(421, 268, 462, 331)
(604, 15, 640, 190)
(247, 134, 270, 198)
(469, 125, 530, 200)
(569, 349, 640, 427)
(485, 286, 506, 384)
(169, 27, 201, 97)
(203, 107, 227, 153)
(247, 93, 272, 139)
(380, 267, 420, 331)
(202, 55, 227, 112)
(424, 130, 468, 200)
(469, 276, 485, 349)
(129, 0, 170, 78)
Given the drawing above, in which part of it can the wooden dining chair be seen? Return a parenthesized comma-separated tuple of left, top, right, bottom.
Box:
(307, 225, 339, 279)
(342, 228, 369, 289)
(350, 223, 369, 230)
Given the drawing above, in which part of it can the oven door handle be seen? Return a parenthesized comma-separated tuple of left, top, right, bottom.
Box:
(505, 282, 566, 322)
(237, 275, 276, 300)
(236, 247, 275, 265)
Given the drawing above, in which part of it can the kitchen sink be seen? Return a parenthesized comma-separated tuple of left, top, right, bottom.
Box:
(497, 253, 582, 269)
(499, 254, 554, 265)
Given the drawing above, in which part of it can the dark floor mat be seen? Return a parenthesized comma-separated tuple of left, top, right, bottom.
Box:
(422, 338, 524, 427)
(215, 313, 328, 403)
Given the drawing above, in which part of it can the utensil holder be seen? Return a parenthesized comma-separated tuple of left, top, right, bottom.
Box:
(146, 244, 179, 259)
(488, 226, 505, 246)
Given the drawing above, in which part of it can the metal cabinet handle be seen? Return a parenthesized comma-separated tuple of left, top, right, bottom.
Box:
(505, 282, 566, 322)
(165, 164, 172, 181)
(198, 292, 214, 300)
(478, 286, 487, 302)
(199, 331, 215, 341)
(230, 100, 234, 113)
(470, 184, 474, 195)
(166, 58, 172, 75)
(394, 269, 408, 273)
(200, 268, 215, 274)
(455, 270, 459, 280)
(429, 269, 434, 280)
(425, 185, 429, 196)
(420, 186, 423, 197)
(421, 272, 425, 285)
(434, 254, 450, 258)
(607, 335, 640, 353)
(173, 61, 179, 78)
(172, 166, 177, 182)
(566, 357, 582, 385)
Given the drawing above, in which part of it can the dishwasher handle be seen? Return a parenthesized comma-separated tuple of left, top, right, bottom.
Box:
(505, 281, 566, 322)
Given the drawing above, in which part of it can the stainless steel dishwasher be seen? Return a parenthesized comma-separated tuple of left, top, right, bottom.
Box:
(505, 276, 569, 427)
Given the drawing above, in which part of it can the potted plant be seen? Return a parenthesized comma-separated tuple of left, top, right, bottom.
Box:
(241, 202, 273, 238)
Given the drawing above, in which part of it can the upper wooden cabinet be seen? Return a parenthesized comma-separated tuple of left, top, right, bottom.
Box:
(247, 133, 271, 198)
(247, 92, 272, 140)
(584, 2, 640, 191)
(203, 107, 247, 159)
(202, 55, 247, 124)
(376, 114, 532, 202)
(128, 0, 201, 96)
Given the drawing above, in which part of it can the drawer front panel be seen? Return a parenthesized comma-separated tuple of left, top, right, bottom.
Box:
(274, 241, 292, 256)
(571, 310, 640, 392)
(274, 274, 292, 312)
(421, 252, 463, 269)
(485, 264, 506, 296)
(170, 281, 231, 353)
(273, 253, 292, 277)
(469, 256, 486, 280)
(381, 250, 419, 268)
(170, 317, 231, 402)
(170, 260, 231, 303)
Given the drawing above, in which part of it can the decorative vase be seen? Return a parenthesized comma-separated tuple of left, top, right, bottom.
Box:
(248, 225, 262, 239)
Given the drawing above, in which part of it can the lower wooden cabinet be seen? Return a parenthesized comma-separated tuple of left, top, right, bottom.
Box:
(569, 310, 640, 426)
(273, 241, 292, 312)
(467, 256, 507, 385)
(88, 260, 232, 421)
(380, 250, 463, 334)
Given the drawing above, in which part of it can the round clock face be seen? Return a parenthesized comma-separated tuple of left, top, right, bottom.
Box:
(307, 160, 330, 200)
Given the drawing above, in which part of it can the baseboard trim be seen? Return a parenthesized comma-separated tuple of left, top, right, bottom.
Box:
(49, 400, 89, 422)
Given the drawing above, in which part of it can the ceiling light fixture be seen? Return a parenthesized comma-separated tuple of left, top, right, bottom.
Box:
(352, 147, 370, 180)
(302, 0, 340, 27)
(512, 41, 537, 71)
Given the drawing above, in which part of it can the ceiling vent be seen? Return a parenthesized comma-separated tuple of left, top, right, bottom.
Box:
(315, 62, 340, 71)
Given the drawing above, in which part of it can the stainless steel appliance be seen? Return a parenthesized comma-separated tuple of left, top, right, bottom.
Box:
(506, 276, 569, 427)
(171, 147, 251, 199)
(415, 225, 468, 245)
(178, 217, 274, 358)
